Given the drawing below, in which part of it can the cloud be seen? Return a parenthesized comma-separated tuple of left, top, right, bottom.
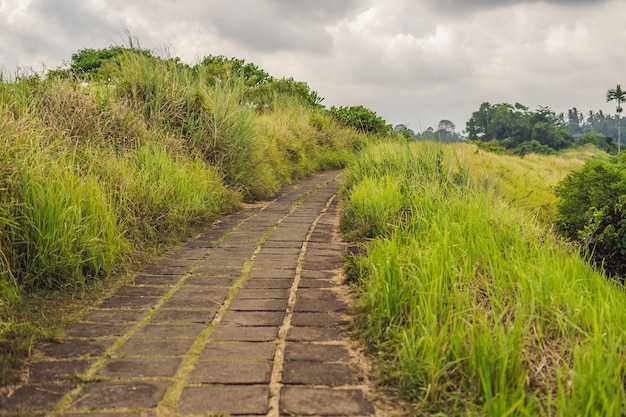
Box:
(0, 0, 127, 72)
(315, 5, 473, 92)
(308, 0, 626, 131)
(266, 0, 362, 23)
(423, 0, 611, 15)
(199, 0, 365, 53)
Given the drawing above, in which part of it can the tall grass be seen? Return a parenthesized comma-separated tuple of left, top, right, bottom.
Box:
(119, 143, 238, 242)
(11, 153, 125, 288)
(456, 143, 597, 222)
(342, 141, 626, 415)
(0, 83, 237, 290)
(0, 50, 373, 384)
(255, 95, 359, 182)
(113, 53, 274, 198)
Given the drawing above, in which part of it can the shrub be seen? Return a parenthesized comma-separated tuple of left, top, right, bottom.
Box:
(577, 131, 618, 154)
(555, 154, 626, 277)
(510, 139, 555, 156)
(329, 105, 390, 135)
(197, 55, 272, 88)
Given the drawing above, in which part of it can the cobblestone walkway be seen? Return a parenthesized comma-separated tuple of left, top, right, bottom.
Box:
(0, 171, 378, 417)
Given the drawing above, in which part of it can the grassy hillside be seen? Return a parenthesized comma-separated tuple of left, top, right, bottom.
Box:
(341, 141, 625, 416)
(457, 143, 606, 222)
(0, 49, 370, 384)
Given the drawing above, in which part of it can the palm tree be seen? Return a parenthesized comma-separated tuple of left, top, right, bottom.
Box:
(607, 84, 625, 153)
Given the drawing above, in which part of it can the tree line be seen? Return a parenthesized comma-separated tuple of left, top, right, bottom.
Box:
(398, 91, 626, 156)
(463, 101, 626, 156)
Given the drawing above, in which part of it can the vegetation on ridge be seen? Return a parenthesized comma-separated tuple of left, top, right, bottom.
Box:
(0, 46, 378, 384)
(340, 141, 626, 416)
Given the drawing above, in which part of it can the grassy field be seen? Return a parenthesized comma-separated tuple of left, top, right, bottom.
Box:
(456, 143, 605, 223)
(0, 50, 370, 384)
(341, 141, 626, 416)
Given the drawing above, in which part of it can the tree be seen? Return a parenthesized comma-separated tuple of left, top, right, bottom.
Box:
(438, 119, 455, 132)
(394, 124, 415, 140)
(511, 139, 555, 156)
(567, 107, 583, 135)
(466, 102, 496, 139)
(607, 84, 625, 153)
(577, 131, 617, 154)
(436, 119, 455, 142)
(258, 77, 324, 109)
(465, 101, 574, 155)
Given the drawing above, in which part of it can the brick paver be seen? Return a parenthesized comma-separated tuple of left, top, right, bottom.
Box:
(0, 171, 379, 417)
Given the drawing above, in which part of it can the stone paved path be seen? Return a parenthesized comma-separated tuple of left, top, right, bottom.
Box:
(0, 171, 379, 417)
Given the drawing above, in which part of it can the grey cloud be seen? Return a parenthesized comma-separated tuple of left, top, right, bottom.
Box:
(266, 0, 362, 22)
(33, 0, 116, 35)
(202, 0, 366, 53)
(1, 0, 127, 70)
(426, 0, 609, 15)
(210, 10, 332, 53)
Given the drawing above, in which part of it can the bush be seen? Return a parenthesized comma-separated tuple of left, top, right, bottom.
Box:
(329, 105, 390, 135)
(555, 154, 626, 277)
(510, 139, 555, 156)
(47, 46, 152, 81)
(577, 131, 618, 154)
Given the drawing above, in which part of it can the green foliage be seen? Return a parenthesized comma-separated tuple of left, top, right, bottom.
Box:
(48, 46, 153, 80)
(606, 84, 625, 115)
(342, 140, 626, 415)
(70, 46, 127, 75)
(252, 77, 324, 110)
(561, 108, 625, 149)
(197, 56, 323, 111)
(414, 123, 465, 143)
(329, 105, 390, 135)
(198, 55, 272, 87)
(393, 124, 416, 140)
(577, 131, 617, 154)
(466, 102, 574, 155)
(555, 155, 626, 277)
(510, 139, 555, 156)
(467, 139, 512, 155)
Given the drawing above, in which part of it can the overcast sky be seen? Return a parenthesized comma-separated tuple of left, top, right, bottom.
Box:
(1, 0, 625, 132)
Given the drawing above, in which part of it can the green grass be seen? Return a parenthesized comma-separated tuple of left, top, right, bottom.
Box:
(342, 141, 626, 415)
(12, 154, 125, 288)
(457, 143, 604, 223)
